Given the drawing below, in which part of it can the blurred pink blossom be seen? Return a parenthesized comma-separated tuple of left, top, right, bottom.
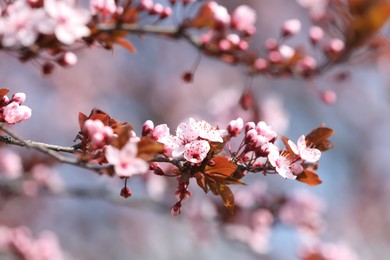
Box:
(3, 101, 32, 124)
(105, 141, 149, 178)
(288, 135, 321, 163)
(90, 0, 117, 15)
(231, 5, 256, 35)
(43, 0, 91, 44)
(0, 1, 45, 47)
(0, 148, 23, 179)
(83, 119, 114, 148)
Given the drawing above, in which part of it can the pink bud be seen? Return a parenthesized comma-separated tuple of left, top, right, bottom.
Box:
(160, 7, 172, 19)
(171, 202, 182, 216)
(254, 58, 268, 72)
(139, 0, 153, 10)
(11, 93, 26, 104)
(245, 122, 256, 132)
(57, 52, 77, 67)
(282, 19, 301, 37)
(142, 120, 154, 136)
(150, 3, 164, 15)
(291, 162, 303, 175)
(3, 102, 32, 124)
(309, 26, 324, 44)
(324, 38, 345, 59)
(227, 117, 244, 136)
(321, 90, 337, 105)
(265, 38, 278, 51)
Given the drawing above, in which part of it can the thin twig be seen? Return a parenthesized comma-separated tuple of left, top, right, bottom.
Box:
(0, 124, 110, 174)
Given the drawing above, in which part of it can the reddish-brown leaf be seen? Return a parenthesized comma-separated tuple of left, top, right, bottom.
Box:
(205, 156, 238, 177)
(195, 172, 208, 193)
(0, 88, 9, 98)
(114, 37, 137, 53)
(111, 125, 132, 149)
(190, 3, 217, 29)
(218, 184, 235, 215)
(305, 127, 334, 146)
(137, 136, 164, 160)
(78, 112, 88, 130)
(281, 135, 295, 156)
(296, 170, 323, 186)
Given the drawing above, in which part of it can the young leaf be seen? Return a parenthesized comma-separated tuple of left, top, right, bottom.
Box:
(218, 184, 235, 215)
(195, 172, 208, 193)
(205, 156, 238, 176)
(305, 127, 334, 147)
(296, 170, 322, 186)
(0, 88, 9, 98)
(114, 37, 137, 53)
(78, 112, 88, 129)
(137, 136, 164, 160)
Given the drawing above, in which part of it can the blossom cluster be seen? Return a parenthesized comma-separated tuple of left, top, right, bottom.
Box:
(0, 225, 64, 260)
(71, 110, 332, 215)
(0, 89, 31, 124)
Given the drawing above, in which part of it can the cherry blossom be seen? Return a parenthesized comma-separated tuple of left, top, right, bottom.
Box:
(288, 135, 321, 163)
(0, 148, 23, 179)
(231, 5, 256, 35)
(183, 140, 210, 163)
(3, 101, 32, 124)
(42, 0, 91, 45)
(268, 152, 296, 179)
(105, 141, 149, 178)
(90, 0, 117, 15)
(83, 119, 113, 148)
(0, 1, 45, 47)
(227, 117, 244, 136)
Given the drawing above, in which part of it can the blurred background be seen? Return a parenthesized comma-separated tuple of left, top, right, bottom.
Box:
(0, 0, 389, 259)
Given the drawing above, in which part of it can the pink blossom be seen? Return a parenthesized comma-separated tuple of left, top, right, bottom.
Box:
(90, 0, 117, 15)
(11, 93, 26, 104)
(185, 118, 226, 142)
(83, 119, 113, 148)
(0, 148, 23, 179)
(183, 140, 210, 163)
(231, 5, 256, 35)
(288, 135, 321, 163)
(227, 117, 244, 136)
(0, 1, 45, 47)
(3, 101, 32, 124)
(142, 120, 154, 136)
(105, 141, 149, 178)
(282, 19, 302, 37)
(255, 121, 277, 142)
(268, 153, 296, 179)
(43, 0, 91, 45)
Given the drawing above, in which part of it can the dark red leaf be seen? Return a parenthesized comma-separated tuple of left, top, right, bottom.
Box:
(296, 170, 322, 186)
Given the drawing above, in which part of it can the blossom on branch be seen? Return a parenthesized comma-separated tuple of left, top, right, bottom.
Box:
(105, 140, 149, 178)
(288, 135, 321, 163)
(42, 0, 91, 44)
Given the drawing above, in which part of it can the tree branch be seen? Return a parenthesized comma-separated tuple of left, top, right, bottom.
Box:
(0, 124, 110, 174)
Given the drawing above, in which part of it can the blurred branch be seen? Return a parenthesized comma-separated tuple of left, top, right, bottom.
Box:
(97, 24, 202, 50)
(0, 124, 110, 174)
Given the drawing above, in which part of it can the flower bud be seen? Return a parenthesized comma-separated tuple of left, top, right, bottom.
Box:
(227, 118, 244, 136)
(57, 52, 77, 67)
(282, 19, 301, 37)
(11, 93, 26, 104)
(120, 187, 132, 198)
(142, 120, 154, 136)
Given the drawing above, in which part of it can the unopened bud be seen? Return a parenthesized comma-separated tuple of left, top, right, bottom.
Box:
(321, 90, 337, 105)
(42, 62, 55, 76)
(160, 7, 172, 19)
(309, 26, 324, 45)
(57, 52, 77, 67)
(120, 187, 132, 198)
(282, 19, 301, 37)
(227, 117, 244, 137)
(142, 120, 154, 136)
(182, 72, 193, 83)
(149, 3, 164, 15)
(171, 202, 182, 216)
(11, 93, 26, 104)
